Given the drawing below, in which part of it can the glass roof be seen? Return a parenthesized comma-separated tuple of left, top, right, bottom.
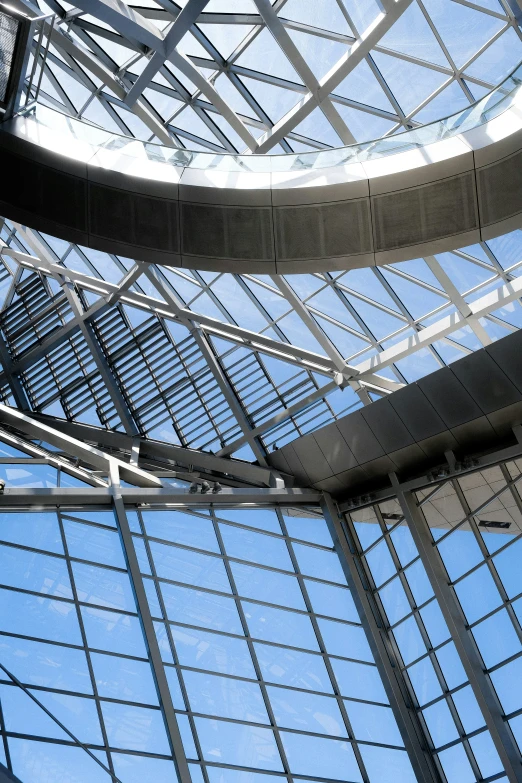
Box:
(31, 0, 522, 153)
(1, 219, 522, 463)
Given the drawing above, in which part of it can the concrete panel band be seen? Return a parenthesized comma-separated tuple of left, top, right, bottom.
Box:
(267, 329, 522, 500)
(1, 91, 522, 272)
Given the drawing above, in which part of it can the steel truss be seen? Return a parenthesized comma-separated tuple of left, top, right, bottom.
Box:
(1, 223, 522, 461)
(9, 0, 522, 154)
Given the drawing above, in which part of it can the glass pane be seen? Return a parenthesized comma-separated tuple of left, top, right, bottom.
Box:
(437, 530, 483, 581)
(492, 539, 522, 599)
(406, 656, 442, 706)
(91, 652, 159, 705)
(254, 643, 333, 693)
(101, 702, 171, 754)
(142, 510, 220, 553)
(268, 686, 346, 736)
(365, 540, 396, 587)
(318, 618, 372, 661)
(172, 626, 256, 678)
(194, 718, 284, 771)
(332, 659, 389, 703)
(280, 731, 362, 781)
(344, 701, 403, 746)
(0, 636, 91, 693)
(231, 561, 306, 610)
(8, 738, 111, 783)
(0, 512, 63, 553)
(490, 656, 522, 715)
(244, 603, 319, 650)
(305, 580, 359, 623)
(63, 519, 126, 567)
(422, 699, 459, 748)
(219, 525, 293, 571)
(454, 564, 502, 624)
(472, 610, 522, 668)
(438, 743, 476, 783)
(292, 543, 347, 584)
(285, 515, 332, 546)
(183, 670, 269, 723)
(359, 745, 417, 783)
(150, 542, 231, 592)
(161, 583, 243, 634)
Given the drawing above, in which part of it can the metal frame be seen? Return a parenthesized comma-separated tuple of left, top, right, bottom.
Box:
(321, 494, 440, 783)
(0, 421, 431, 783)
(0, 411, 522, 781)
(5, 0, 520, 153)
(2, 222, 522, 464)
(391, 477, 522, 783)
(329, 439, 522, 783)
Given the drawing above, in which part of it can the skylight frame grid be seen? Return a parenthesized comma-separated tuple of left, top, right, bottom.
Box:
(20, 0, 522, 156)
(3, 222, 522, 462)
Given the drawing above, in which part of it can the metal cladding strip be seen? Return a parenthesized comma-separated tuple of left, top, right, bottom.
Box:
(0, 85, 520, 272)
(0, 764, 24, 783)
(110, 470, 193, 783)
(0, 487, 322, 505)
(267, 329, 522, 498)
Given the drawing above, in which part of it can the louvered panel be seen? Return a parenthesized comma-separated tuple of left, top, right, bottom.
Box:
(0, 273, 73, 359)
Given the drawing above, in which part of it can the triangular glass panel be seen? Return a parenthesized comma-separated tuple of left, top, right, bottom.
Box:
(239, 76, 301, 125)
(334, 104, 396, 142)
(81, 97, 124, 134)
(413, 80, 470, 124)
(372, 51, 448, 115)
(313, 315, 368, 357)
(340, 0, 382, 36)
(421, 0, 505, 69)
(293, 106, 343, 147)
(287, 29, 349, 82)
(236, 28, 303, 83)
(464, 28, 522, 84)
(334, 59, 395, 113)
(198, 24, 254, 59)
(380, 2, 449, 66)
(280, 0, 351, 34)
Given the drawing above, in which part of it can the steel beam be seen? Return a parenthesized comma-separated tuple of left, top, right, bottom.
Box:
(0, 763, 23, 783)
(125, 0, 211, 107)
(356, 273, 522, 381)
(110, 472, 192, 783)
(321, 494, 441, 783)
(391, 476, 522, 783)
(423, 256, 492, 347)
(252, 0, 356, 145)
(60, 280, 139, 436)
(0, 404, 162, 487)
(143, 266, 269, 464)
(0, 486, 321, 505)
(19, 414, 281, 486)
(255, 0, 415, 152)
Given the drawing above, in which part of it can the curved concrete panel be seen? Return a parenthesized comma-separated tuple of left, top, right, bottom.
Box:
(267, 329, 522, 500)
(0, 88, 522, 272)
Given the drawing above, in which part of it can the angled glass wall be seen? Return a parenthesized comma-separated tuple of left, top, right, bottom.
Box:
(1, 418, 522, 782)
(342, 460, 522, 783)
(130, 504, 418, 783)
(0, 436, 422, 783)
(22, 0, 522, 153)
